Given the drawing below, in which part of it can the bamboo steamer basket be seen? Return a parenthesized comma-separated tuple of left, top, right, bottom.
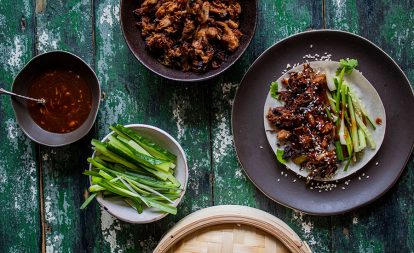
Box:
(154, 205, 311, 253)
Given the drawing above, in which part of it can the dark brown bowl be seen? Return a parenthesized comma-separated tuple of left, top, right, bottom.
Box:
(11, 51, 100, 147)
(120, 0, 258, 82)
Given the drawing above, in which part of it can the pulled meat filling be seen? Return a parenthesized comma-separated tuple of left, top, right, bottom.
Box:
(267, 64, 337, 180)
(134, 0, 243, 72)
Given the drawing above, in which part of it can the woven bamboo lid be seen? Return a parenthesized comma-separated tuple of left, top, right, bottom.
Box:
(154, 205, 311, 253)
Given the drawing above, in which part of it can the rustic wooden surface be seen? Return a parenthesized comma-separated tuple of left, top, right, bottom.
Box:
(0, 0, 413, 252)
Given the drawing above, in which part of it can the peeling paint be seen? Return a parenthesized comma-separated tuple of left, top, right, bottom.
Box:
(38, 30, 60, 53)
(3, 118, 38, 213)
(45, 196, 56, 223)
(0, 14, 6, 27)
(0, 162, 6, 193)
(4, 36, 26, 76)
(99, 89, 136, 136)
(328, 0, 358, 32)
(170, 92, 188, 141)
(22, 0, 31, 16)
(42, 153, 49, 161)
(6, 119, 21, 149)
(234, 168, 245, 179)
(14, 196, 21, 210)
(43, 181, 73, 227)
(100, 5, 114, 26)
(101, 209, 123, 252)
(291, 211, 323, 249)
(45, 233, 64, 253)
(381, 5, 414, 60)
(212, 116, 233, 163)
(97, 2, 117, 86)
(352, 215, 359, 224)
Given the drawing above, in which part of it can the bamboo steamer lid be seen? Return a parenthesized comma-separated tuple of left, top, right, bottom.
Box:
(154, 205, 311, 253)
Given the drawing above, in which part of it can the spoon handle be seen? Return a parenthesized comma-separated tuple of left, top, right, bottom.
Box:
(0, 88, 45, 104)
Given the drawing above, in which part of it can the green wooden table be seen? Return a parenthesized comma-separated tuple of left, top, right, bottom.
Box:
(1, 0, 413, 252)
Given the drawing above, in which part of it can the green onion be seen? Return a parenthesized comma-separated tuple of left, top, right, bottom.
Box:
(344, 157, 352, 172)
(335, 141, 344, 161)
(344, 126, 353, 158)
(81, 125, 182, 216)
(348, 96, 359, 152)
(80, 193, 97, 210)
(276, 149, 287, 164)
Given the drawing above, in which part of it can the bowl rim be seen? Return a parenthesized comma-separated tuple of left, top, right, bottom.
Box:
(10, 50, 101, 147)
(91, 123, 189, 223)
(119, 0, 258, 82)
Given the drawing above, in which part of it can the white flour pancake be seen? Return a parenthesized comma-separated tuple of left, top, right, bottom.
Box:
(263, 61, 386, 181)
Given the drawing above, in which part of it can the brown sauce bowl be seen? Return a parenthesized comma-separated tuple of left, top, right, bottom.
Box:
(11, 51, 100, 147)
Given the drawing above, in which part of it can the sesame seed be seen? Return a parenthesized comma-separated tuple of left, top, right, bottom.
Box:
(293, 179, 297, 183)
(342, 187, 346, 190)
(366, 176, 370, 179)
(375, 162, 379, 166)
(277, 178, 280, 182)
(358, 177, 361, 180)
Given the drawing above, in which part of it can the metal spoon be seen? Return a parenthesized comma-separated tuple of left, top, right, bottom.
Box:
(0, 88, 46, 104)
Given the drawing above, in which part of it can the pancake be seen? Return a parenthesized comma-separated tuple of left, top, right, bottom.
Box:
(263, 61, 386, 181)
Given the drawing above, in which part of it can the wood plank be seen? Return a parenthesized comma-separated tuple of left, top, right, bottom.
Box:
(94, 1, 212, 252)
(0, 1, 41, 252)
(211, 1, 331, 252)
(325, 0, 414, 252)
(34, 0, 101, 251)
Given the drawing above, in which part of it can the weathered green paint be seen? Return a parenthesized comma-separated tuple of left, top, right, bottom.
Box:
(326, 0, 414, 252)
(34, 0, 101, 252)
(0, 0, 414, 252)
(0, 0, 41, 252)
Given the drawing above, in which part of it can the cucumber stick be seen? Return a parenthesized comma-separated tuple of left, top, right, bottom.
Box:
(106, 137, 172, 173)
(355, 113, 376, 149)
(113, 124, 177, 162)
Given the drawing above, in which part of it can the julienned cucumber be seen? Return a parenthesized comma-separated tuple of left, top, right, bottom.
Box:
(82, 125, 182, 216)
(113, 124, 177, 162)
(107, 135, 172, 172)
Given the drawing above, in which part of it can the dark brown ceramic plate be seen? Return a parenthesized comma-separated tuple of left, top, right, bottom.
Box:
(120, 0, 257, 82)
(232, 30, 414, 215)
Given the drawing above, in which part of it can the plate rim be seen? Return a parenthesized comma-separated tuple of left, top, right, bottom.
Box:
(231, 29, 414, 215)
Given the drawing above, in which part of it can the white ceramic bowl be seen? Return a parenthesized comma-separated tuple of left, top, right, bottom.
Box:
(90, 124, 188, 223)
